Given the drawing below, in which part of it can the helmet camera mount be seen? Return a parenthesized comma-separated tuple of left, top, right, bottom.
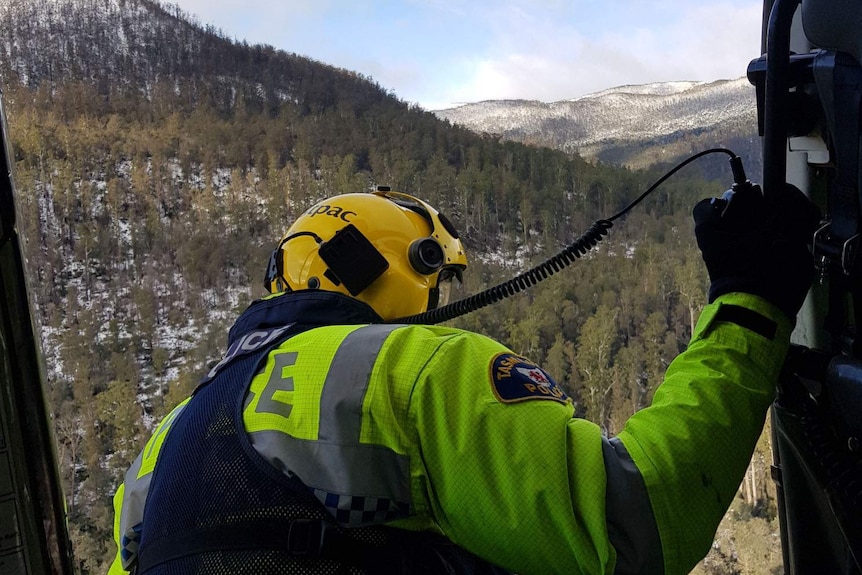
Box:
(318, 224, 389, 296)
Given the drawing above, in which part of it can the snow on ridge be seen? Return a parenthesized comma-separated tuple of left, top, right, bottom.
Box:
(568, 80, 705, 102)
(433, 77, 757, 162)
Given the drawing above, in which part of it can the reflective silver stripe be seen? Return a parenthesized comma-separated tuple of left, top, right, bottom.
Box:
(319, 323, 402, 442)
(118, 403, 187, 569)
(602, 437, 663, 574)
(118, 450, 149, 570)
(249, 324, 410, 505)
(249, 431, 410, 502)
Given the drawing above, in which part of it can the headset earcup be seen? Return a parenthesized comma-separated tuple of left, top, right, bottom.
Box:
(409, 238, 444, 274)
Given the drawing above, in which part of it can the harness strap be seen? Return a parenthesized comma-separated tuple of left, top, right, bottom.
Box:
(713, 304, 777, 340)
(135, 519, 366, 573)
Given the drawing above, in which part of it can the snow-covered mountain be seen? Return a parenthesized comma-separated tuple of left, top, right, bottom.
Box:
(434, 78, 759, 173)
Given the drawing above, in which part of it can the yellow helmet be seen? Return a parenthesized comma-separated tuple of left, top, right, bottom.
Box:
(264, 189, 467, 321)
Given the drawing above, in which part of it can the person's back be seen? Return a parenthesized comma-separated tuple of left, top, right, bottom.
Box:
(109, 187, 819, 574)
(126, 295, 513, 574)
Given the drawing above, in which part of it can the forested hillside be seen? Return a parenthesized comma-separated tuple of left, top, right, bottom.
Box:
(0, 1, 779, 573)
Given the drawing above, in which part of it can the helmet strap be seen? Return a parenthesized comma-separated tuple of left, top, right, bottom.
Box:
(264, 247, 283, 292)
(427, 287, 440, 311)
(264, 231, 324, 293)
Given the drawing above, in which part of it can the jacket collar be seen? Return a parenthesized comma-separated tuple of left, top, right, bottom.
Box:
(226, 291, 383, 346)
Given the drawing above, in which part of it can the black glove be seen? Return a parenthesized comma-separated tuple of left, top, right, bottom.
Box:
(693, 183, 820, 320)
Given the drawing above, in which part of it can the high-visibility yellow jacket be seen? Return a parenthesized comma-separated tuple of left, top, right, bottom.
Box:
(109, 289, 790, 575)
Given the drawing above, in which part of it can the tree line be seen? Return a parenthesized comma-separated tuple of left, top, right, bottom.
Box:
(0, 0, 779, 572)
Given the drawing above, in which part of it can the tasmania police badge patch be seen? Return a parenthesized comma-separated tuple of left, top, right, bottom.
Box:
(490, 352, 569, 405)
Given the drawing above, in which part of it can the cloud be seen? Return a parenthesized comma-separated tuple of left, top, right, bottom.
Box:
(437, 1, 762, 107)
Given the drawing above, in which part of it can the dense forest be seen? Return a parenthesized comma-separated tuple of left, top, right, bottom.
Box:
(0, 0, 781, 573)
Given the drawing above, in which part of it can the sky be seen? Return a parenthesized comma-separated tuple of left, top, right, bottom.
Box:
(167, 0, 765, 111)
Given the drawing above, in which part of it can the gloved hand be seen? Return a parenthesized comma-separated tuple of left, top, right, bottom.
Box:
(693, 183, 820, 320)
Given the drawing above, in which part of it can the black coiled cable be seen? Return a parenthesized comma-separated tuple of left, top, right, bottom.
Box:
(395, 219, 612, 325)
(392, 147, 740, 325)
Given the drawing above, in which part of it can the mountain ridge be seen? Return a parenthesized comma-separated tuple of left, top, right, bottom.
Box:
(433, 77, 760, 173)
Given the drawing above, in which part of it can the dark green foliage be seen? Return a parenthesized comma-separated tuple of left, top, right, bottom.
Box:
(0, 1, 774, 572)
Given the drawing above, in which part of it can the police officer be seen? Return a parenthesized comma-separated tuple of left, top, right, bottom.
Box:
(109, 185, 818, 574)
